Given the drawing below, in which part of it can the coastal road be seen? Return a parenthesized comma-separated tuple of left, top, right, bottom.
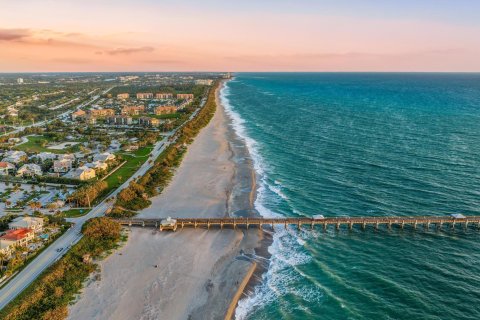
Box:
(0, 91, 207, 310)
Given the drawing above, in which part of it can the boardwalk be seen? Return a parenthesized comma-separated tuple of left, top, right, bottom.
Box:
(115, 215, 480, 231)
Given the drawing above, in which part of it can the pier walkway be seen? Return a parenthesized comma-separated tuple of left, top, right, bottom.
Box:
(115, 215, 480, 231)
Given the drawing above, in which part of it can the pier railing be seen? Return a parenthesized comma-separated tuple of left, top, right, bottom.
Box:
(114, 216, 480, 231)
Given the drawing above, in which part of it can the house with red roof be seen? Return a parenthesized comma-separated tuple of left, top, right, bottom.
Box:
(0, 228, 34, 248)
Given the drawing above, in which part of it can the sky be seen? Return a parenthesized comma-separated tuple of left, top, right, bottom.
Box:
(1, 0, 480, 72)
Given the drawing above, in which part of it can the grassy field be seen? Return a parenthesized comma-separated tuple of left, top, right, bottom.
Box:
(104, 145, 154, 191)
(59, 208, 90, 218)
(15, 136, 80, 154)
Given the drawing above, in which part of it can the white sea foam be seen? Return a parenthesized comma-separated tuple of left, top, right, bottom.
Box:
(221, 81, 314, 319)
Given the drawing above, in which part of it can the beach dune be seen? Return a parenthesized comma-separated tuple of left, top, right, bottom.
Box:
(68, 82, 262, 320)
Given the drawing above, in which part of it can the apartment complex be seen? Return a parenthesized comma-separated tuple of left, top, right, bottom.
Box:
(89, 108, 115, 118)
(117, 93, 130, 99)
(136, 93, 154, 99)
(138, 117, 161, 127)
(154, 106, 177, 115)
(155, 93, 174, 99)
(121, 105, 145, 116)
(107, 115, 133, 125)
(176, 93, 194, 100)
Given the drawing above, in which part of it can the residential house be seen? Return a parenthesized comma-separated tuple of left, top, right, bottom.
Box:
(176, 93, 194, 100)
(7, 137, 21, 144)
(136, 93, 153, 99)
(86, 161, 108, 171)
(0, 161, 15, 175)
(37, 152, 57, 162)
(138, 117, 161, 127)
(17, 163, 42, 177)
(0, 228, 35, 248)
(58, 154, 75, 161)
(9, 216, 44, 234)
(155, 93, 173, 99)
(154, 106, 177, 115)
(65, 166, 96, 181)
(71, 109, 86, 120)
(93, 152, 116, 162)
(53, 159, 73, 173)
(2, 150, 27, 164)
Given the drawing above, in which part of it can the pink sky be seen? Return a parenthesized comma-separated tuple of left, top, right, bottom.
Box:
(1, 0, 479, 72)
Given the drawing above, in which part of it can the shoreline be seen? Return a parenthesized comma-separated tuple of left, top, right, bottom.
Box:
(67, 80, 270, 320)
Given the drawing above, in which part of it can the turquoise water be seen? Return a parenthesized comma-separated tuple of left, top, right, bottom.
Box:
(221, 73, 480, 320)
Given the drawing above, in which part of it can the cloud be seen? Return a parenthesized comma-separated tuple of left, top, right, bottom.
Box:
(0, 28, 32, 41)
(106, 46, 155, 55)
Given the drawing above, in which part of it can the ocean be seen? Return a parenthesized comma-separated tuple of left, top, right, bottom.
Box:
(220, 73, 480, 320)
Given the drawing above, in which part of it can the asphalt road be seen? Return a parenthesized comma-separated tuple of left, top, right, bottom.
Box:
(0, 94, 206, 310)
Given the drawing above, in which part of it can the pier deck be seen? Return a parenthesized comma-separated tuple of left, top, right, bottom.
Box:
(115, 216, 480, 231)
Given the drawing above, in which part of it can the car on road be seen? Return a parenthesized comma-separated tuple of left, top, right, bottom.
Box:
(56, 247, 63, 252)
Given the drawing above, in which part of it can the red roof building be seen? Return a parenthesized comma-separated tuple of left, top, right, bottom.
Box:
(0, 228, 34, 246)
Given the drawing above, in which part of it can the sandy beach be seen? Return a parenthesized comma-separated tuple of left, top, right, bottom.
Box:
(68, 81, 265, 320)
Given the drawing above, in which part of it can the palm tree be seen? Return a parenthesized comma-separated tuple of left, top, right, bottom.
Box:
(0, 252, 7, 272)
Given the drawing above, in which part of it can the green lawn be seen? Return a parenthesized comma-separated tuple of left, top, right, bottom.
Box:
(15, 136, 80, 154)
(104, 146, 154, 191)
(59, 209, 90, 218)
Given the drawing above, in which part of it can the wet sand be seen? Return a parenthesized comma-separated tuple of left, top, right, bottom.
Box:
(68, 81, 265, 320)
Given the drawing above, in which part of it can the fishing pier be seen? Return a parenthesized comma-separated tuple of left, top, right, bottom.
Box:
(115, 215, 480, 231)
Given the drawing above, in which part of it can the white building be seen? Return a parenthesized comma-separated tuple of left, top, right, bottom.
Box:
(86, 161, 108, 171)
(53, 159, 73, 173)
(2, 150, 27, 164)
(58, 153, 76, 161)
(65, 166, 96, 181)
(17, 78, 24, 84)
(0, 161, 15, 175)
(93, 152, 116, 162)
(9, 216, 44, 234)
(17, 163, 42, 177)
(37, 152, 57, 162)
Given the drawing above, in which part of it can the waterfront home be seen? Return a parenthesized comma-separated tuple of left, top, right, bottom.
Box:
(138, 117, 161, 127)
(37, 152, 57, 162)
(154, 105, 177, 115)
(117, 93, 129, 99)
(176, 93, 194, 100)
(136, 93, 154, 99)
(2, 150, 27, 164)
(155, 93, 174, 99)
(0, 161, 15, 175)
(121, 105, 145, 116)
(16, 164, 42, 177)
(53, 159, 73, 173)
(93, 152, 115, 162)
(65, 166, 96, 180)
(0, 228, 35, 248)
(9, 216, 44, 234)
(71, 109, 86, 121)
